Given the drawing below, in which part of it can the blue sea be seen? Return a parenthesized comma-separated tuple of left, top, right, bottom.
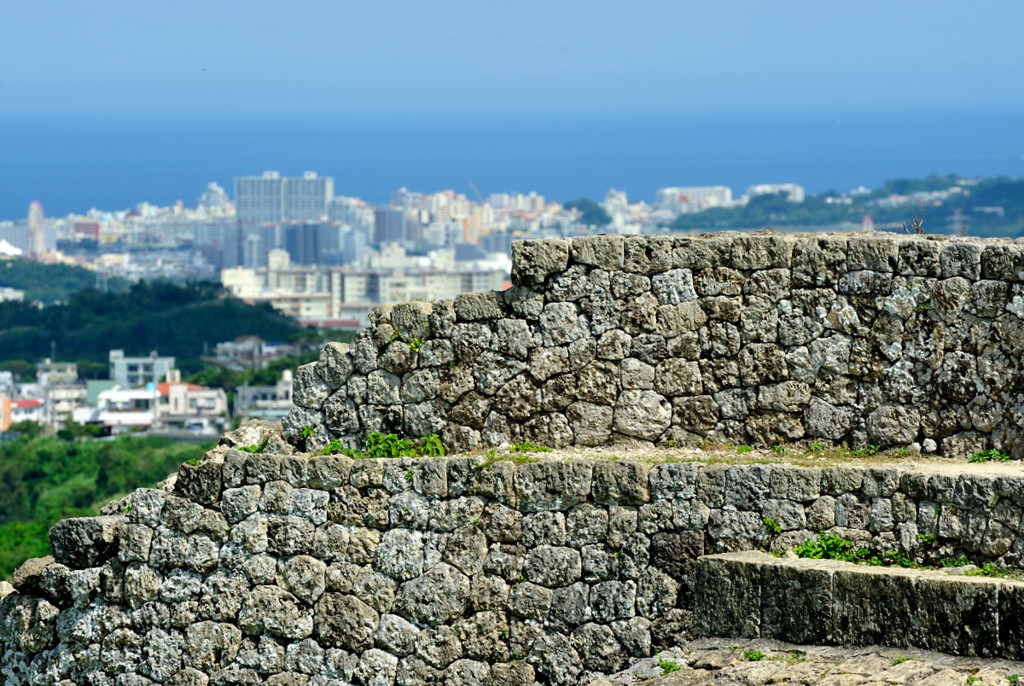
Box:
(1, 105, 1022, 220)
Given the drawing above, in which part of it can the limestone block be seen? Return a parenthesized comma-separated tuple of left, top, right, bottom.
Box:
(239, 585, 313, 640)
(832, 565, 918, 648)
(613, 390, 672, 440)
(571, 234, 625, 270)
(292, 362, 331, 410)
(394, 563, 471, 626)
(50, 515, 126, 569)
(591, 461, 650, 506)
(693, 552, 762, 638)
(512, 238, 570, 287)
(759, 557, 834, 645)
(514, 462, 592, 513)
(455, 291, 506, 321)
(730, 234, 792, 270)
(317, 342, 353, 389)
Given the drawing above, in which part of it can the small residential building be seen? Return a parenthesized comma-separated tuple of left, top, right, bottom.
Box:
(94, 388, 158, 434)
(50, 384, 89, 427)
(110, 350, 176, 387)
(2, 398, 45, 429)
(156, 377, 228, 426)
(234, 370, 294, 420)
(37, 359, 78, 385)
(213, 336, 295, 370)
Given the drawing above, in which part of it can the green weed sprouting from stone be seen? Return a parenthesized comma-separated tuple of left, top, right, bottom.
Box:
(1006, 673, 1020, 685)
(410, 338, 423, 352)
(185, 458, 201, 467)
(762, 518, 781, 535)
(613, 551, 626, 563)
(421, 433, 445, 457)
(301, 425, 315, 439)
(364, 433, 419, 458)
(736, 445, 753, 454)
(123, 504, 133, 515)
(891, 654, 913, 665)
(239, 438, 269, 454)
(969, 449, 1013, 463)
(509, 441, 551, 453)
(850, 445, 880, 456)
(793, 533, 870, 564)
(880, 551, 916, 568)
(770, 444, 786, 455)
(326, 433, 446, 459)
(657, 657, 682, 674)
(744, 650, 765, 662)
(917, 533, 937, 546)
(808, 441, 823, 452)
(405, 469, 414, 482)
(943, 555, 972, 568)
(965, 562, 1024, 581)
(390, 331, 400, 342)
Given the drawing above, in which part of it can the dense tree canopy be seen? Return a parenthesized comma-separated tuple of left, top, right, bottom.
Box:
(0, 432, 210, 579)
(564, 198, 611, 227)
(0, 258, 101, 303)
(0, 280, 305, 375)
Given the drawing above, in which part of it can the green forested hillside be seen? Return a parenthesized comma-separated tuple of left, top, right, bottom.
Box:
(0, 430, 211, 579)
(0, 280, 305, 376)
(0, 258, 103, 303)
(667, 175, 1024, 236)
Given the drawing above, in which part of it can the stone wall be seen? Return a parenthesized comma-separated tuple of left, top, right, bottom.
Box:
(282, 232, 1024, 457)
(4, 423, 1024, 685)
(695, 551, 1024, 658)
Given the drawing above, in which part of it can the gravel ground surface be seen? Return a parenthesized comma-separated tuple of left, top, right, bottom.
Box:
(589, 638, 1024, 686)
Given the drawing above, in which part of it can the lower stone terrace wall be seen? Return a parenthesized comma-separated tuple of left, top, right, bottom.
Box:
(282, 232, 1024, 459)
(4, 428, 1024, 685)
(694, 551, 1024, 659)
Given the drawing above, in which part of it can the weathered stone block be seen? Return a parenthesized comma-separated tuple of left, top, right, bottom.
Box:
(50, 515, 126, 569)
(511, 238, 570, 287)
(514, 462, 592, 513)
(832, 565, 917, 647)
(693, 553, 762, 638)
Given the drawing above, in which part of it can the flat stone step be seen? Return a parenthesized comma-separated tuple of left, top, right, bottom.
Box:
(693, 550, 1024, 659)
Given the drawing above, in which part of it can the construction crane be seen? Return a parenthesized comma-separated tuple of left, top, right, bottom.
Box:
(468, 181, 485, 206)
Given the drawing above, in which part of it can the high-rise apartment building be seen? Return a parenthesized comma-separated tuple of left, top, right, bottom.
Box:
(374, 208, 407, 245)
(655, 186, 733, 215)
(235, 171, 334, 225)
(747, 183, 805, 203)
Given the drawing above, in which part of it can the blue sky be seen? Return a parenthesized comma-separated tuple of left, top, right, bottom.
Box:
(2, 0, 1022, 116)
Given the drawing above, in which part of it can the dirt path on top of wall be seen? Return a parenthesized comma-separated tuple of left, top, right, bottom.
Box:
(471, 439, 1024, 477)
(589, 638, 1024, 686)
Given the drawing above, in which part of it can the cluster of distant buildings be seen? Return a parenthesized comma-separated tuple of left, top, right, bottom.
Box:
(0, 339, 297, 438)
(0, 173, 820, 327)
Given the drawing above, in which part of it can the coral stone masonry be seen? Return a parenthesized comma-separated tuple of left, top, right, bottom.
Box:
(3, 419, 1024, 685)
(5, 231, 1024, 686)
(283, 232, 1024, 457)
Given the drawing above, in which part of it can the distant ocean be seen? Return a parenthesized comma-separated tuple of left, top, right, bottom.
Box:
(1, 106, 1022, 221)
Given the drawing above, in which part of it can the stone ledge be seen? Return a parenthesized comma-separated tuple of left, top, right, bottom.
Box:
(693, 550, 1024, 659)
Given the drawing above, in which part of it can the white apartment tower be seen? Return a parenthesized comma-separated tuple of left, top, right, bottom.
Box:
(235, 171, 334, 224)
(655, 186, 733, 215)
